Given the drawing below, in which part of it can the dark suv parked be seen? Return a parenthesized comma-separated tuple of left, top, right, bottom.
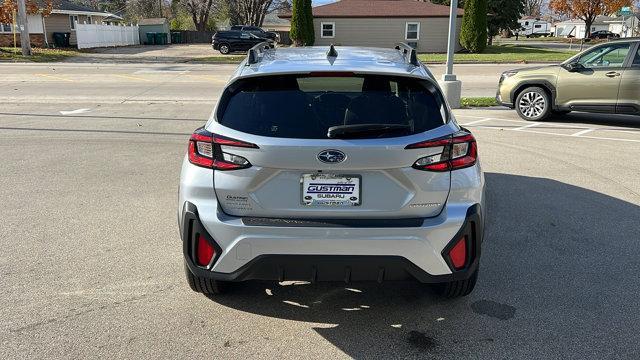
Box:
(589, 30, 620, 39)
(230, 25, 279, 42)
(212, 31, 273, 54)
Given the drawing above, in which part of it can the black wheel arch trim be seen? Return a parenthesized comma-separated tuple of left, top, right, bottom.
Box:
(510, 80, 558, 110)
(181, 202, 223, 270)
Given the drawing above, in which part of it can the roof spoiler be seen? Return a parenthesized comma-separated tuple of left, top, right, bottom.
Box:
(395, 43, 419, 66)
(247, 42, 274, 65)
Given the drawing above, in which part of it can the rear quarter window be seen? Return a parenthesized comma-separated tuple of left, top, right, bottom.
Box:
(217, 74, 448, 139)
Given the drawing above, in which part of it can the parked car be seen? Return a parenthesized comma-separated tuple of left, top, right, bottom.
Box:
(212, 31, 273, 54)
(179, 44, 485, 298)
(496, 38, 640, 121)
(230, 25, 279, 42)
(588, 30, 620, 39)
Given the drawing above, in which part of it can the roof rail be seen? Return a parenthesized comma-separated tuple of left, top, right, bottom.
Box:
(247, 42, 274, 65)
(394, 43, 419, 66)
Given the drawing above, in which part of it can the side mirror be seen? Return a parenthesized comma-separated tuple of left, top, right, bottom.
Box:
(565, 63, 585, 72)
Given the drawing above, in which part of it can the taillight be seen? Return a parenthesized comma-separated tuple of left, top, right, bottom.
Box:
(406, 131, 477, 171)
(188, 127, 257, 170)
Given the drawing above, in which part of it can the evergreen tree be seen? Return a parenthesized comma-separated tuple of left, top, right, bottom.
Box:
(487, 0, 524, 44)
(303, 0, 315, 45)
(290, 0, 306, 46)
(459, 0, 488, 53)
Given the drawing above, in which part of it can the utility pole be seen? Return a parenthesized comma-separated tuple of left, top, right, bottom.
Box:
(158, 0, 163, 18)
(17, 0, 31, 56)
(439, 0, 462, 109)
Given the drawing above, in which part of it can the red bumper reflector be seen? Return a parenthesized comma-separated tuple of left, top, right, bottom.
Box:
(449, 236, 467, 270)
(196, 234, 215, 266)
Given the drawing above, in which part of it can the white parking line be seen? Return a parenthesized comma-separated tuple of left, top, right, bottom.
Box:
(460, 118, 494, 126)
(59, 108, 91, 115)
(571, 128, 595, 137)
(511, 128, 640, 143)
(453, 112, 640, 143)
(512, 122, 541, 131)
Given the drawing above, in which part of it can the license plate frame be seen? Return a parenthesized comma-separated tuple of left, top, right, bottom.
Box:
(301, 174, 362, 207)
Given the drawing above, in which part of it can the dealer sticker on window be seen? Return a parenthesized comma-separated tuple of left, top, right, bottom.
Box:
(301, 174, 361, 206)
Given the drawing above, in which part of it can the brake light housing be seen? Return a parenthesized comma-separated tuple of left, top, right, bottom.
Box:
(448, 236, 467, 270)
(196, 234, 216, 267)
(406, 131, 477, 172)
(188, 127, 258, 170)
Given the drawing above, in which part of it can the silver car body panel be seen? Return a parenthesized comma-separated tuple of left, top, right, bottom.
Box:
(179, 46, 485, 277)
(179, 158, 484, 276)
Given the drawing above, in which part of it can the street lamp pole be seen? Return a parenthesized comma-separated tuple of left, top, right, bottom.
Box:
(440, 0, 462, 108)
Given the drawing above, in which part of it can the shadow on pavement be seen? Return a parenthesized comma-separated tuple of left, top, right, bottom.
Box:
(206, 173, 640, 358)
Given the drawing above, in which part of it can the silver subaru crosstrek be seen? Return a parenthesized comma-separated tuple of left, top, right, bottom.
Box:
(179, 43, 485, 298)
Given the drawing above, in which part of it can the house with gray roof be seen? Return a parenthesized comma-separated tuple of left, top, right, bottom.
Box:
(279, 0, 463, 52)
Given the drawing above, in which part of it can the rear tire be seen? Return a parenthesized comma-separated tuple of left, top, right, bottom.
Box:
(437, 269, 478, 298)
(184, 262, 229, 295)
(515, 86, 551, 121)
(219, 44, 230, 55)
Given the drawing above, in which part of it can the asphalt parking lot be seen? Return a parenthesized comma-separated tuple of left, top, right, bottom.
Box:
(1, 63, 639, 359)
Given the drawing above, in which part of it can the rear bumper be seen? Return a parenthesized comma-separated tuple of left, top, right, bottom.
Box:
(181, 202, 483, 284)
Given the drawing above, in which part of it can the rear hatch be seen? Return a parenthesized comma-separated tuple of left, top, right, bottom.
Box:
(209, 73, 457, 219)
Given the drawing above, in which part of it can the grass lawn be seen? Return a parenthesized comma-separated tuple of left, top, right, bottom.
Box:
(460, 97, 498, 108)
(0, 47, 80, 62)
(418, 45, 574, 63)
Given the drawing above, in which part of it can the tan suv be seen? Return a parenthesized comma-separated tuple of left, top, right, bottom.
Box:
(497, 39, 640, 121)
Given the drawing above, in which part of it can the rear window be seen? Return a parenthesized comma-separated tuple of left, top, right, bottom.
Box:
(216, 74, 448, 139)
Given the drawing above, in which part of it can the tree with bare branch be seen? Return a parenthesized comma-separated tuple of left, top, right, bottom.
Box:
(523, 0, 545, 16)
(180, 0, 221, 31)
(550, 0, 632, 37)
(226, 0, 281, 27)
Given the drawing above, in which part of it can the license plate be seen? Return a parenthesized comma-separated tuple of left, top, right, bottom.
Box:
(301, 174, 361, 206)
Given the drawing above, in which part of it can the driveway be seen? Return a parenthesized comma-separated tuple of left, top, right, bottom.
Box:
(1, 62, 639, 359)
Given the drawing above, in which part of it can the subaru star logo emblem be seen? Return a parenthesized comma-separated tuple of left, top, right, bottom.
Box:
(317, 150, 346, 164)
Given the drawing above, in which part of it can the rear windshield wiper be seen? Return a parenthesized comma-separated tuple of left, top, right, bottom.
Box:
(327, 124, 412, 139)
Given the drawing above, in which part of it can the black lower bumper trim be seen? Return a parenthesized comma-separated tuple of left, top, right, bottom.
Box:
(496, 94, 514, 108)
(242, 217, 426, 228)
(182, 203, 483, 284)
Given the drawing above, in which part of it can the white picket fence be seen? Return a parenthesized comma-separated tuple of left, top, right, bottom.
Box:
(76, 23, 140, 49)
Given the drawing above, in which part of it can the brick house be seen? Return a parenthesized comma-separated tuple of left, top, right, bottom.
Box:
(0, 0, 120, 47)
